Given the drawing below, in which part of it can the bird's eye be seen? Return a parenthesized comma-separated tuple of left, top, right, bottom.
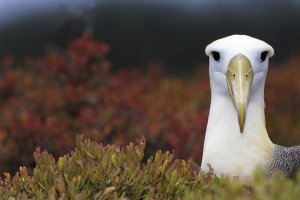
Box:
(212, 51, 220, 62)
(260, 51, 268, 62)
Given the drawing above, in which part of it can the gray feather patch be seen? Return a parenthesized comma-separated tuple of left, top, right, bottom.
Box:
(268, 145, 300, 177)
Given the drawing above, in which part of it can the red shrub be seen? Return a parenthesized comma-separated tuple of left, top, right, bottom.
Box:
(0, 34, 208, 172)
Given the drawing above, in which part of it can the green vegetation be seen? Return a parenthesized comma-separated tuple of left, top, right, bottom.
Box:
(0, 135, 300, 199)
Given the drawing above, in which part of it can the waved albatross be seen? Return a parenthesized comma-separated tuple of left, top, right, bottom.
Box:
(201, 35, 300, 178)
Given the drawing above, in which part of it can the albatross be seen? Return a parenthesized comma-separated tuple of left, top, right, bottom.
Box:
(201, 35, 300, 179)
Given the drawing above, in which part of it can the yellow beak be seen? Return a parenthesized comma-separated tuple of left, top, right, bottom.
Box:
(226, 54, 254, 133)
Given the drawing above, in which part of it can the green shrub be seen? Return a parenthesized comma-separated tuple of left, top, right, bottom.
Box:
(1, 136, 300, 200)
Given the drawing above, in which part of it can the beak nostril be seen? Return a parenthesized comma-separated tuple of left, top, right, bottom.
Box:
(245, 74, 248, 79)
(233, 74, 236, 79)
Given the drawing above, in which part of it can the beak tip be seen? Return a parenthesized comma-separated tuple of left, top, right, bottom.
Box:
(239, 126, 244, 134)
(238, 114, 245, 134)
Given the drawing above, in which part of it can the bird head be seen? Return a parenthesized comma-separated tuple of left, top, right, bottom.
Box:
(205, 35, 274, 133)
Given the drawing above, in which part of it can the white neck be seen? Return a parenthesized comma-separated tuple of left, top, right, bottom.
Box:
(201, 75, 274, 178)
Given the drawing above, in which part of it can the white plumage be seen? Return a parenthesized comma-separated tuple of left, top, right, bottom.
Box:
(201, 35, 275, 178)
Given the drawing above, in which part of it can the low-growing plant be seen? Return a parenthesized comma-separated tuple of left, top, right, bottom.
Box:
(1, 136, 300, 200)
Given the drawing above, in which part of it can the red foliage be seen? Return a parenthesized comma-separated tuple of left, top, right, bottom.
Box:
(265, 58, 300, 146)
(0, 34, 208, 172)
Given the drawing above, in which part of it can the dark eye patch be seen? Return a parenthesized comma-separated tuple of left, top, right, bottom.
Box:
(212, 51, 220, 62)
(260, 51, 268, 62)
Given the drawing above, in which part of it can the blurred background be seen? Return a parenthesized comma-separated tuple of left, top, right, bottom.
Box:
(2, 0, 300, 70)
(0, 0, 299, 173)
